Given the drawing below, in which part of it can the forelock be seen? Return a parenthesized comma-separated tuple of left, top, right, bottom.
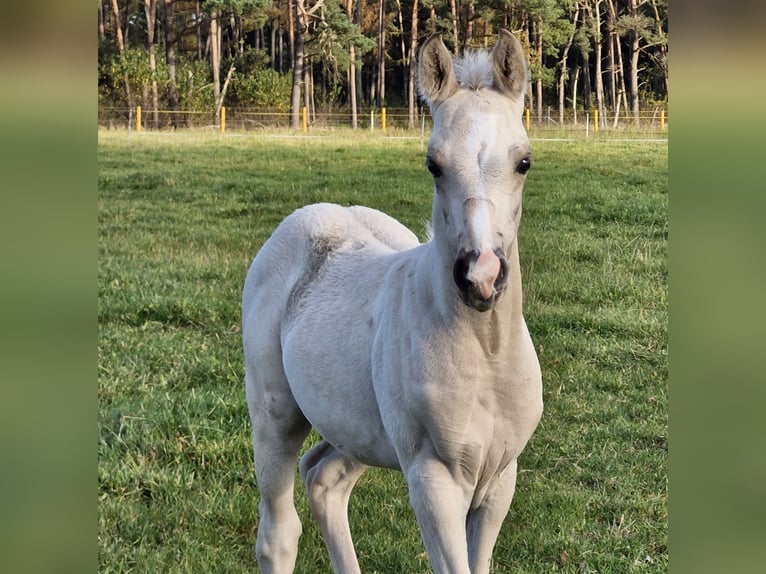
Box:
(453, 51, 494, 91)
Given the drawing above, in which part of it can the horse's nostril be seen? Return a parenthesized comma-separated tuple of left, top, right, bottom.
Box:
(452, 249, 477, 294)
(494, 250, 509, 292)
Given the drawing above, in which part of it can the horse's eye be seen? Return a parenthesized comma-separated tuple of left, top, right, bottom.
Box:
(516, 157, 532, 175)
(426, 157, 443, 178)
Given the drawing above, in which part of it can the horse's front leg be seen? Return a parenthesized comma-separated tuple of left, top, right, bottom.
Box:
(405, 451, 474, 574)
(465, 460, 518, 574)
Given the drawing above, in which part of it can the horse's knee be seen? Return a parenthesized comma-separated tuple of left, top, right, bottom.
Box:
(300, 455, 331, 514)
(300, 441, 364, 515)
(299, 441, 333, 486)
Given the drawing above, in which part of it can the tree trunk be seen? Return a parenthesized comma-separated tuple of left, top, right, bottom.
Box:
(196, 0, 202, 60)
(108, 0, 133, 110)
(288, 0, 295, 73)
(571, 65, 580, 124)
(304, 60, 313, 123)
(447, 0, 459, 53)
(558, 3, 580, 125)
(650, 0, 668, 96)
(407, 0, 419, 129)
(186, 70, 194, 126)
(346, 0, 358, 129)
(593, 0, 606, 128)
(215, 64, 236, 121)
(122, 0, 131, 47)
(229, 13, 237, 57)
(535, 18, 543, 121)
(278, 22, 285, 72)
(99, 1, 105, 38)
(144, 0, 159, 128)
(290, 0, 306, 130)
(355, 0, 363, 105)
(581, 48, 591, 112)
(628, 0, 641, 124)
(606, 0, 617, 110)
(395, 0, 407, 104)
(376, 0, 386, 107)
(210, 9, 222, 114)
(614, 23, 628, 126)
(523, 15, 534, 120)
(606, 0, 628, 126)
(463, 1, 474, 50)
(162, 0, 179, 127)
(270, 16, 277, 70)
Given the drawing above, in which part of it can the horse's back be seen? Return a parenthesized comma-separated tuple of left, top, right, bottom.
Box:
(243, 203, 417, 330)
(345, 205, 420, 252)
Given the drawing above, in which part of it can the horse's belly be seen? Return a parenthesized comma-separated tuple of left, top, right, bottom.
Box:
(281, 260, 401, 469)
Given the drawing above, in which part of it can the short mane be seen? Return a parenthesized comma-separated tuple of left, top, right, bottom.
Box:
(453, 51, 494, 91)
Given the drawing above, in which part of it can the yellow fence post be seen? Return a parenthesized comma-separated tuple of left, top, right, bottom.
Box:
(136, 106, 142, 132)
(302, 106, 307, 133)
(381, 107, 387, 133)
(593, 108, 599, 132)
(525, 107, 530, 131)
(220, 106, 226, 134)
(660, 109, 665, 130)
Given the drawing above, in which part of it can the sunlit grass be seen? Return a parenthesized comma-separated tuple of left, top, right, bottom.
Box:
(98, 130, 667, 572)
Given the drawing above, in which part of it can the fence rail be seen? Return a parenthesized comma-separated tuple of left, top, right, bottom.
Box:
(98, 106, 668, 138)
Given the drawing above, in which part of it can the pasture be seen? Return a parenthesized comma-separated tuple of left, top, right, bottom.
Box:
(98, 130, 667, 573)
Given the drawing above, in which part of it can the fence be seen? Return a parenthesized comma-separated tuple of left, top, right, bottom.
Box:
(98, 105, 668, 138)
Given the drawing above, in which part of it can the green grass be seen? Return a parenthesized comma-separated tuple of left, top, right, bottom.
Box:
(98, 130, 667, 572)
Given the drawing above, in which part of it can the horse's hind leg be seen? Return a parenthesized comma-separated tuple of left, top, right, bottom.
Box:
(246, 356, 311, 574)
(299, 440, 368, 574)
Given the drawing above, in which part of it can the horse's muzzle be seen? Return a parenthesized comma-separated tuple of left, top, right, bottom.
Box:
(453, 248, 509, 312)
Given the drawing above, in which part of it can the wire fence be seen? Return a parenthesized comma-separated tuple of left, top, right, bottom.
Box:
(98, 105, 668, 140)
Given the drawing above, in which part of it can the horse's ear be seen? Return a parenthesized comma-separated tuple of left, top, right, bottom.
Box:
(418, 33, 458, 106)
(492, 29, 528, 102)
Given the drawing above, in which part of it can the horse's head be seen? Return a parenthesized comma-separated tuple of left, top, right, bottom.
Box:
(418, 30, 530, 312)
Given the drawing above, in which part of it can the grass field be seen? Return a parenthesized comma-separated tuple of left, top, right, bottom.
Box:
(98, 130, 667, 573)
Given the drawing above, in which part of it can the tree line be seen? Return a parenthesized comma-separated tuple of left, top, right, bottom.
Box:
(98, 0, 668, 130)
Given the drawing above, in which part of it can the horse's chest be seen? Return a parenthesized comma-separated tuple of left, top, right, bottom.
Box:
(411, 353, 542, 481)
(371, 292, 542, 478)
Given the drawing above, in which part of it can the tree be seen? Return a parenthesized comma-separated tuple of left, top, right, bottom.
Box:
(624, 0, 653, 123)
(206, 3, 223, 107)
(586, 0, 606, 127)
(407, 0, 418, 129)
(557, 1, 580, 124)
(144, 0, 160, 127)
(523, 0, 564, 121)
(346, 0, 358, 128)
(204, 1, 272, 123)
(161, 0, 180, 127)
(108, 0, 133, 110)
(605, 0, 628, 126)
(96, 0, 668, 128)
(289, 0, 305, 129)
(644, 0, 668, 99)
(375, 0, 386, 106)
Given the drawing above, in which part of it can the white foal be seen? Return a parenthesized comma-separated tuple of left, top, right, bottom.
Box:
(242, 29, 542, 574)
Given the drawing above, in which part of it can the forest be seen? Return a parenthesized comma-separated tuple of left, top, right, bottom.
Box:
(97, 0, 668, 129)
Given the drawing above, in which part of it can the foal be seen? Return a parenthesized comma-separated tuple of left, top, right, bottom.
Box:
(242, 30, 542, 574)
